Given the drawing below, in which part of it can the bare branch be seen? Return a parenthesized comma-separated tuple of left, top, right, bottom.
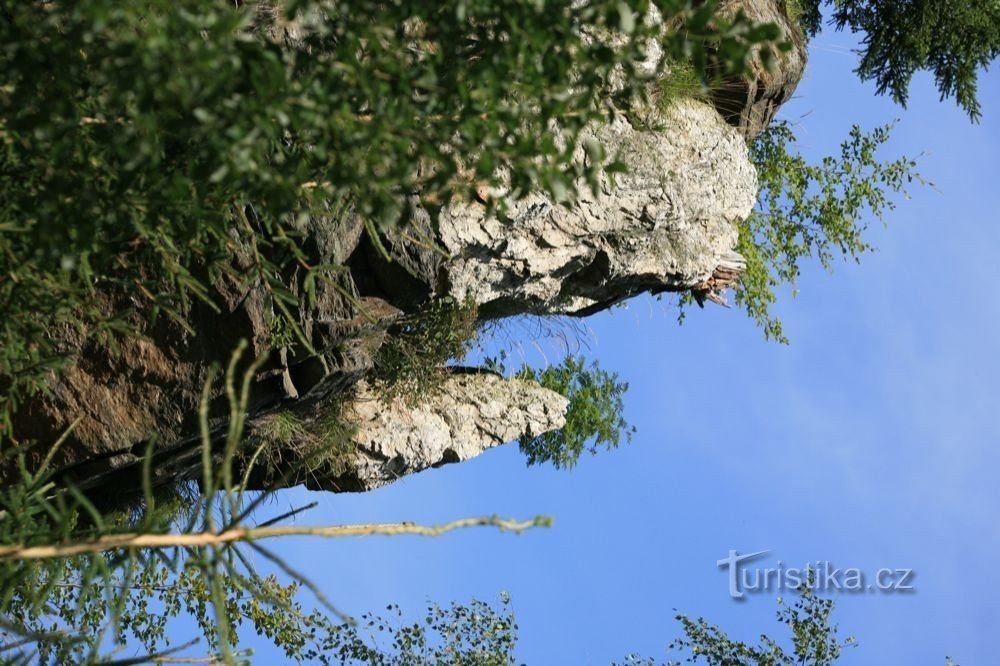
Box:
(0, 515, 551, 561)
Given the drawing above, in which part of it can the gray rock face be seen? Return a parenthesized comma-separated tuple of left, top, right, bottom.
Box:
(436, 100, 757, 316)
(325, 375, 568, 492)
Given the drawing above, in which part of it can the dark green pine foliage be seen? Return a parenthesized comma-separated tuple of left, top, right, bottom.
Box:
(797, 0, 1000, 120)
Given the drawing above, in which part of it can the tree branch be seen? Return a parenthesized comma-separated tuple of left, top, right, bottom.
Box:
(0, 515, 551, 561)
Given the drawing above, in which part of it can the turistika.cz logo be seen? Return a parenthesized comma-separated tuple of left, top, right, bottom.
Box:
(717, 550, 915, 599)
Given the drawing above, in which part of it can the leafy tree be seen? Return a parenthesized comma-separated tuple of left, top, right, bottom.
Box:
(636, 583, 954, 666)
(660, 584, 855, 665)
(795, 0, 1000, 120)
(516, 355, 634, 469)
(736, 121, 921, 342)
(325, 596, 518, 665)
(373, 296, 480, 402)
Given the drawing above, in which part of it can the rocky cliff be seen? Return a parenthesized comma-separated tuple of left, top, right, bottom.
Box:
(6, 0, 805, 500)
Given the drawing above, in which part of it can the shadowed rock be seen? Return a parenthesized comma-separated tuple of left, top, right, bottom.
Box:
(709, 0, 808, 139)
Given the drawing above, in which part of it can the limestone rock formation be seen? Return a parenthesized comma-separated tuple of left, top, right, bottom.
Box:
(5, 1, 809, 500)
(327, 375, 568, 492)
(86, 372, 568, 497)
(434, 100, 756, 316)
(8, 96, 759, 500)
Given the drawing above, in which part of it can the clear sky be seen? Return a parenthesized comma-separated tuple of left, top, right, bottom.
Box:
(249, 32, 1000, 665)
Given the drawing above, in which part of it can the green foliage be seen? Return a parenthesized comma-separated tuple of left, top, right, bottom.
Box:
(667, 586, 854, 664)
(252, 410, 305, 448)
(326, 595, 517, 665)
(269, 313, 300, 349)
(0, 0, 779, 430)
(796, 0, 1000, 121)
(609, 583, 857, 666)
(1, 549, 341, 664)
(0, 345, 393, 664)
(736, 121, 921, 342)
(0, 347, 342, 664)
(782, 0, 818, 36)
(1, 467, 515, 665)
(513, 355, 634, 469)
(662, 584, 856, 665)
(373, 296, 479, 401)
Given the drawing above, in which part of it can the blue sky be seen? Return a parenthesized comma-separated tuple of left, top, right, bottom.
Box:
(250, 33, 1000, 665)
